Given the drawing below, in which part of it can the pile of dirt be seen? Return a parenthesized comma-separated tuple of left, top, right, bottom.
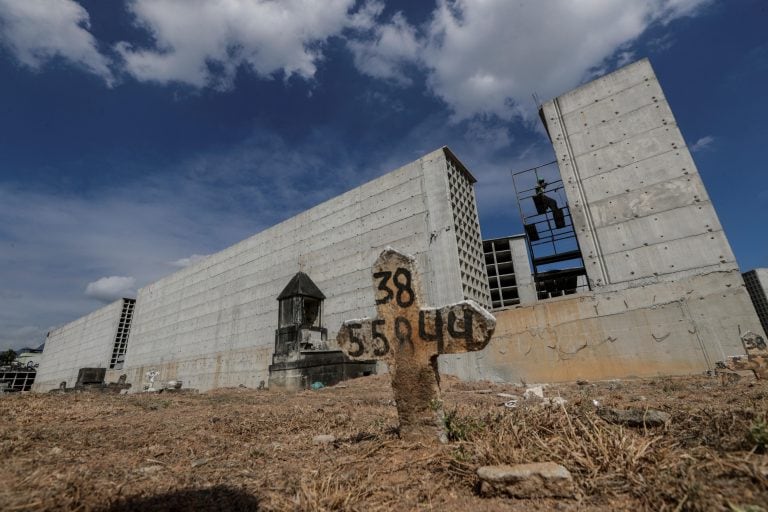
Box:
(1, 374, 767, 511)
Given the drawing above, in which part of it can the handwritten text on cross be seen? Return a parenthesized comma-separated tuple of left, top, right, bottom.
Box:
(337, 248, 496, 441)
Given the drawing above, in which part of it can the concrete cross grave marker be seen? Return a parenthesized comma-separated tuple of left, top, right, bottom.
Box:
(337, 248, 496, 442)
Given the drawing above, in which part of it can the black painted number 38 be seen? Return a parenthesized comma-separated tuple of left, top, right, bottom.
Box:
(373, 268, 414, 307)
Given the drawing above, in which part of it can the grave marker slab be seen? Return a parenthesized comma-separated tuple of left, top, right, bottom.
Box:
(337, 248, 495, 441)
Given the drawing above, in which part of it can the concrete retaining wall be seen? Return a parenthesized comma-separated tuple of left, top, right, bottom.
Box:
(441, 270, 764, 383)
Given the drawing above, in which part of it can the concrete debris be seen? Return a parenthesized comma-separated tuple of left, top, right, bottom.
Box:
(138, 465, 163, 475)
(545, 397, 567, 407)
(523, 386, 545, 400)
(312, 434, 336, 445)
(597, 407, 670, 427)
(503, 389, 565, 409)
(716, 331, 768, 380)
(477, 462, 576, 499)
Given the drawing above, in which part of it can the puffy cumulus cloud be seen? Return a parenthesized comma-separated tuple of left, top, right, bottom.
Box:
(84, 276, 137, 303)
(169, 254, 210, 268)
(0, 0, 112, 82)
(116, 0, 361, 87)
(350, 0, 711, 121)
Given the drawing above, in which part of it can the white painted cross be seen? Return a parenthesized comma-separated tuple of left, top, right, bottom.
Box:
(337, 248, 496, 442)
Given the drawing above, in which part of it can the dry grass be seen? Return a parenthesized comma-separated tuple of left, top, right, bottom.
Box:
(1, 374, 767, 511)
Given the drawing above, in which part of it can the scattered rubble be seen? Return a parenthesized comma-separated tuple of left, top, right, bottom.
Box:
(312, 434, 336, 445)
(596, 407, 670, 427)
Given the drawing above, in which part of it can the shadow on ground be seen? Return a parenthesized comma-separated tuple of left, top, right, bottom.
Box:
(98, 485, 260, 512)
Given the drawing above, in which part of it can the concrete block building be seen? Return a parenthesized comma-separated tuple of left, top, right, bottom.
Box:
(35, 148, 490, 391)
(33, 58, 765, 391)
(743, 269, 768, 336)
(440, 58, 763, 381)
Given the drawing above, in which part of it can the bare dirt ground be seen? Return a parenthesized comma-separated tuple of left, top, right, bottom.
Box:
(1, 374, 767, 511)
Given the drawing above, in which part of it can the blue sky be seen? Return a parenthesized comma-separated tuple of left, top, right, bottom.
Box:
(1, 0, 766, 351)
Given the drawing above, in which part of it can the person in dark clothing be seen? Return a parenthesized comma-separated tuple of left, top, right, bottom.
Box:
(532, 178, 565, 228)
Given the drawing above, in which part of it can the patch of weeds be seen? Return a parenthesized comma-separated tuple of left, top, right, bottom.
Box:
(443, 408, 483, 442)
(660, 378, 683, 393)
(747, 419, 768, 452)
(428, 398, 443, 411)
(451, 445, 473, 463)
(135, 399, 171, 411)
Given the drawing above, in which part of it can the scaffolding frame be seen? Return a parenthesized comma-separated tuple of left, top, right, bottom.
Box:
(511, 161, 590, 299)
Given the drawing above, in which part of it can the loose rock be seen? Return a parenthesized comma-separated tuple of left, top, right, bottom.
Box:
(597, 407, 670, 427)
(477, 462, 576, 499)
(312, 434, 336, 445)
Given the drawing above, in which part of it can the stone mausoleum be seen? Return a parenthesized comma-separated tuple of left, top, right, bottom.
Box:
(32, 59, 765, 393)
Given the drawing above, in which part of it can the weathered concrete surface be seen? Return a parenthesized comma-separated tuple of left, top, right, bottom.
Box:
(540, 58, 737, 290)
(33, 299, 126, 392)
(118, 148, 489, 392)
(441, 270, 765, 383)
(337, 249, 495, 441)
(477, 462, 575, 499)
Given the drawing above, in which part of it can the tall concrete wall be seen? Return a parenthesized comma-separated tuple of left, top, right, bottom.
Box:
(118, 147, 490, 391)
(540, 58, 736, 289)
(33, 299, 124, 391)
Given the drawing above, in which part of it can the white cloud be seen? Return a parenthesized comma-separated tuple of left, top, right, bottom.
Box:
(347, 8, 420, 84)
(349, 0, 711, 121)
(690, 135, 715, 153)
(116, 0, 360, 87)
(169, 254, 210, 268)
(85, 276, 137, 302)
(0, 0, 112, 82)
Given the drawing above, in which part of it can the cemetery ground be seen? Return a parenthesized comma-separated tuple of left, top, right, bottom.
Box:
(1, 374, 767, 512)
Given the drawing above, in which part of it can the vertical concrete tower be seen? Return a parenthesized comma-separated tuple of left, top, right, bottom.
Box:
(538, 58, 763, 366)
(540, 58, 736, 289)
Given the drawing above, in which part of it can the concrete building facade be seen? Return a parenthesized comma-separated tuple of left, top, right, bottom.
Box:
(34, 148, 489, 392)
(439, 58, 762, 382)
(34, 299, 131, 391)
(743, 269, 768, 336)
(32, 58, 764, 392)
(483, 235, 537, 308)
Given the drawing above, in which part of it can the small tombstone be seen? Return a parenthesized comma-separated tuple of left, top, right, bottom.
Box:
(59, 381, 67, 391)
(337, 248, 495, 441)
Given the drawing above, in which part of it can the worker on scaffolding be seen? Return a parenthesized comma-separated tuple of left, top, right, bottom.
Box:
(533, 178, 566, 229)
